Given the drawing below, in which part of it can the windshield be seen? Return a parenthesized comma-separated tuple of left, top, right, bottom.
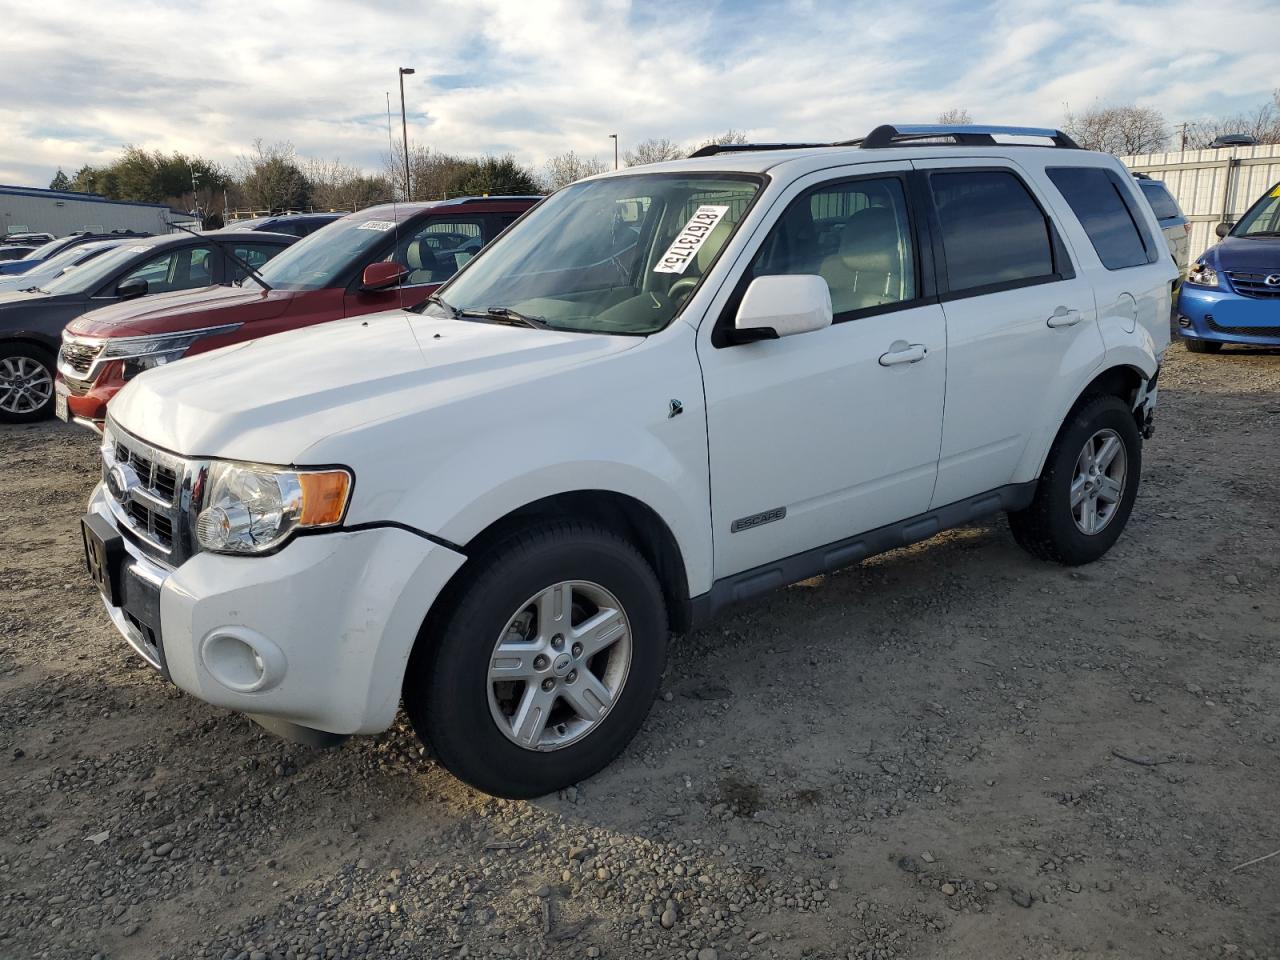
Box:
(24, 236, 74, 260)
(42, 241, 157, 294)
(432, 174, 763, 335)
(255, 216, 397, 291)
(1233, 183, 1280, 237)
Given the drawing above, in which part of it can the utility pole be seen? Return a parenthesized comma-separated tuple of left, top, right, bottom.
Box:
(399, 67, 416, 200)
(609, 133, 618, 170)
(1180, 121, 1189, 151)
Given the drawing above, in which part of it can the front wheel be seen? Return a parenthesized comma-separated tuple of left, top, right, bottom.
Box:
(1008, 395, 1142, 565)
(405, 522, 668, 798)
(0, 342, 56, 423)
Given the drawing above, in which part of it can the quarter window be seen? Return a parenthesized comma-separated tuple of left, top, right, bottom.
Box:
(930, 171, 1057, 293)
(1048, 167, 1156, 270)
(750, 177, 917, 317)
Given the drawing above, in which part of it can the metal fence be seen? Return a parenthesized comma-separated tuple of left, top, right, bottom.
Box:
(1120, 144, 1280, 262)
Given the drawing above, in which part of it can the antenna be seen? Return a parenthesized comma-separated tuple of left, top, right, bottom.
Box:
(385, 90, 405, 311)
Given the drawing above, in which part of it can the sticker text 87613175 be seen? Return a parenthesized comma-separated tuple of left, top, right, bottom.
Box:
(653, 205, 730, 275)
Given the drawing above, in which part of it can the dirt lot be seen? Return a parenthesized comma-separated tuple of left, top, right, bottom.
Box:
(1, 344, 1278, 960)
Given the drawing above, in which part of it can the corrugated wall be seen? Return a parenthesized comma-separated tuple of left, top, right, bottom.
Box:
(1120, 144, 1280, 262)
(1, 192, 181, 237)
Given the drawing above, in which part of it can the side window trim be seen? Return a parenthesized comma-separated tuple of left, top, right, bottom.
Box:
(711, 169, 934, 347)
(924, 165, 1076, 304)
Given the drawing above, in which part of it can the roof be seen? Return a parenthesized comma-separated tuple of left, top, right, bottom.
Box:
(0, 183, 187, 213)
(348, 195, 543, 220)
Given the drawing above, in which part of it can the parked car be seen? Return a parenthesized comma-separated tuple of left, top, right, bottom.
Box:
(224, 213, 346, 237)
(79, 125, 1173, 797)
(1133, 174, 1190, 276)
(1176, 179, 1280, 353)
(0, 239, 129, 294)
(3, 232, 54, 246)
(0, 230, 295, 422)
(0, 245, 38, 262)
(58, 196, 539, 429)
(0, 230, 152, 276)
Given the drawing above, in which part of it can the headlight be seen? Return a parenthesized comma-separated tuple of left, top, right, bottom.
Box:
(196, 461, 352, 555)
(100, 324, 242, 380)
(1185, 262, 1219, 287)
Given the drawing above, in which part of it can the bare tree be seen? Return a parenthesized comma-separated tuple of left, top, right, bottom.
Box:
(1181, 91, 1280, 147)
(936, 108, 973, 125)
(691, 129, 749, 153)
(382, 144, 476, 201)
(542, 151, 609, 191)
(236, 140, 311, 211)
(302, 158, 392, 211)
(1063, 105, 1169, 155)
(623, 138, 686, 167)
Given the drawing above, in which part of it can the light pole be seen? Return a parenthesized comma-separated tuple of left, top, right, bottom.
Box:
(399, 67, 415, 200)
(609, 133, 618, 170)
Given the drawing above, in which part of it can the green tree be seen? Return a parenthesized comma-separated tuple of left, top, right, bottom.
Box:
(449, 155, 541, 197)
(49, 169, 72, 191)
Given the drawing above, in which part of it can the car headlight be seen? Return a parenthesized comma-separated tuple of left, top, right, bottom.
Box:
(195, 461, 352, 555)
(1185, 262, 1219, 287)
(100, 324, 242, 380)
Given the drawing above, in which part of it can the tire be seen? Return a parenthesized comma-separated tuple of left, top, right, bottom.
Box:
(1184, 338, 1222, 354)
(404, 521, 668, 798)
(0, 342, 56, 424)
(1008, 394, 1141, 566)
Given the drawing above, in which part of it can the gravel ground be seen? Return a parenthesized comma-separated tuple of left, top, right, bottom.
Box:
(1, 343, 1278, 960)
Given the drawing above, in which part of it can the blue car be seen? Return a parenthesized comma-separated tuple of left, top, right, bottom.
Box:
(1177, 180, 1280, 353)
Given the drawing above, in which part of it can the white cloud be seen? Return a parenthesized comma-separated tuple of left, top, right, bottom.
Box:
(0, 0, 1275, 186)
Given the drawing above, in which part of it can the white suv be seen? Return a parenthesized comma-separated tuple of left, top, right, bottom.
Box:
(81, 125, 1174, 797)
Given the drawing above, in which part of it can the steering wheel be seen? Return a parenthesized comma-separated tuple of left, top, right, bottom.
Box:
(666, 275, 700, 305)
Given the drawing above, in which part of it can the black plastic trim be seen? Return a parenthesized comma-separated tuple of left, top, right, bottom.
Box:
(689, 481, 1038, 626)
(338, 520, 464, 553)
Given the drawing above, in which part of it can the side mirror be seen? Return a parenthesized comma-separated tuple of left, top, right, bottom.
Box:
(361, 261, 408, 291)
(1215, 221, 1234, 238)
(115, 277, 148, 300)
(732, 274, 832, 343)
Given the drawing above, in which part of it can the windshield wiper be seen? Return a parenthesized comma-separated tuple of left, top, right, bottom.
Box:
(459, 306, 549, 330)
(422, 293, 459, 318)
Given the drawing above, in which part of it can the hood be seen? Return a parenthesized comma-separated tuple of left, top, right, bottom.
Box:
(68, 284, 291, 337)
(108, 311, 640, 463)
(1202, 235, 1280, 272)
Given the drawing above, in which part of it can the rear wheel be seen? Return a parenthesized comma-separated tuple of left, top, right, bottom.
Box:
(1008, 395, 1141, 565)
(405, 521, 668, 798)
(0, 342, 55, 423)
(1184, 338, 1222, 354)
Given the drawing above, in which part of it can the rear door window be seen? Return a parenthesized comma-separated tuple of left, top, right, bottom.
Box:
(1048, 167, 1157, 270)
(928, 170, 1060, 294)
(1138, 180, 1180, 221)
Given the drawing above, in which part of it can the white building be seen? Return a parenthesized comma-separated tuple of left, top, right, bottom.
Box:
(0, 184, 197, 238)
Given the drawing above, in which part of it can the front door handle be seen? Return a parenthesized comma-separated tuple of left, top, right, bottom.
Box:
(1047, 306, 1083, 328)
(879, 341, 928, 366)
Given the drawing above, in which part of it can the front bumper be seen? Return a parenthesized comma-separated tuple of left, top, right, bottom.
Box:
(86, 483, 467, 735)
(1176, 284, 1280, 346)
(59, 364, 123, 430)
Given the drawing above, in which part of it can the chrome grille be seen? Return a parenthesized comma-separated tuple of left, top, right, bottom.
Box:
(1225, 271, 1280, 299)
(58, 335, 106, 392)
(101, 420, 199, 565)
(60, 340, 99, 376)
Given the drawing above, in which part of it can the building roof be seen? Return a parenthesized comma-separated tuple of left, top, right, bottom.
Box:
(0, 183, 184, 212)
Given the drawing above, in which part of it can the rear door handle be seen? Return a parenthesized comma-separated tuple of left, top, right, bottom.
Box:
(879, 342, 928, 366)
(1047, 306, 1083, 328)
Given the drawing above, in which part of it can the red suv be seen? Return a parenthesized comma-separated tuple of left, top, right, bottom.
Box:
(57, 196, 539, 429)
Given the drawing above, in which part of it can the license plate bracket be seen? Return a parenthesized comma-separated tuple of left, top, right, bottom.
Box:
(81, 512, 125, 605)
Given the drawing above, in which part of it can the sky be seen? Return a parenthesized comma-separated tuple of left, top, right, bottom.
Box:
(1, 0, 1277, 187)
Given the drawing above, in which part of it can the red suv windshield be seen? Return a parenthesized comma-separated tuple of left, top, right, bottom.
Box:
(255, 216, 403, 291)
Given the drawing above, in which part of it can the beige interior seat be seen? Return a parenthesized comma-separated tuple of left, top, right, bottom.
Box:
(404, 240, 441, 285)
(818, 206, 907, 313)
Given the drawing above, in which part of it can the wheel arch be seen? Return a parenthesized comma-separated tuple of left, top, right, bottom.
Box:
(0, 332, 59, 358)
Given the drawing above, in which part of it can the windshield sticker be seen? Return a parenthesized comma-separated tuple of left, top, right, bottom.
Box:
(653, 205, 730, 274)
(358, 220, 397, 232)
(128, 245, 152, 252)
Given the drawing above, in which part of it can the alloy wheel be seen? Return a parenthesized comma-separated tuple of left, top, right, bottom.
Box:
(1071, 428, 1127, 535)
(487, 580, 633, 752)
(0, 355, 53, 415)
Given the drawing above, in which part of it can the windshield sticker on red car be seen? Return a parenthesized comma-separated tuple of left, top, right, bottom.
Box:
(653, 205, 730, 274)
(357, 220, 397, 232)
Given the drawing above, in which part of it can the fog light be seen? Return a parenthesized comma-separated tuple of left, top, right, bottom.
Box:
(200, 628, 286, 693)
(1178, 316, 1191, 328)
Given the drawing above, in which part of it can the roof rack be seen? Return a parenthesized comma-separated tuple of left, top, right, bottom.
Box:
(845, 124, 1080, 149)
(688, 142, 832, 158)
